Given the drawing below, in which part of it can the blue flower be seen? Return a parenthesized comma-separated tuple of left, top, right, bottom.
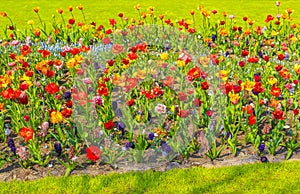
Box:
(258, 143, 265, 152)
(148, 133, 154, 140)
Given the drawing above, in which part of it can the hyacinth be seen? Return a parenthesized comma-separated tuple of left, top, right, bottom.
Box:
(54, 143, 62, 157)
(7, 137, 16, 154)
(17, 146, 28, 160)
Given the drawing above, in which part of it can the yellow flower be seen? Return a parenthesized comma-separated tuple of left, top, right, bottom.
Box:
(112, 74, 126, 87)
(271, 31, 278, 36)
(198, 56, 210, 67)
(80, 25, 90, 32)
(50, 111, 63, 123)
(177, 60, 186, 67)
(75, 55, 83, 64)
(291, 36, 298, 42)
(19, 75, 32, 87)
(27, 20, 34, 25)
(160, 53, 168, 60)
(220, 28, 228, 36)
(228, 92, 240, 104)
(268, 76, 278, 85)
(218, 70, 229, 81)
(241, 80, 255, 91)
(66, 58, 77, 68)
(294, 64, 300, 74)
(0, 74, 12, 88)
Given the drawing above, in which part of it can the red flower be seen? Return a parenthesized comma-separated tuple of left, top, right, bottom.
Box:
(193, 98, 202, 107)
(46, 83, 59, 94)
(128, 52, 138, 60)
(187, 67, 201, 81)
(248, 114, 256, 125)
(61, 108, 72, 118)
(70, 48, 80, 55)
(178, 92, 188, 101)
(66, 100, 73, 108)
(239, 61, 245, 67)
(233, 85, 242, 93)
(126, 99, 135, 106)
(178, 110, 190, 118)
(277, 53, 285, 61)
(247, 57, 259, 63)
(162, 76, 175, 87)
(275, 64, 283, 71)
(18, 93, 29, 105)
(265, 14, 274, 23)
(86, 145, 101, 161)
(68, 18, 75, 25)
(241, 49, 249, 57)
(1, 88, 15, 99)
(20, 45, 31, 56)
(272, 109, 285, 120)
(201, 81, 209, 90)
(97, 83, 109, 96)
(270, 86, 281, 97)
(19, 127, 34, 142)
(293, 109, 299, 115)
(104, 120, 114, 130)
(206, 110, 213, 117)
(38, 49, 51, 58)
(224, 82, 233, 94)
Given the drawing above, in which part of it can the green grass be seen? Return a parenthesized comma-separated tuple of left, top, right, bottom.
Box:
(1, 161, 300, 193)
(1, 0, 300, 34)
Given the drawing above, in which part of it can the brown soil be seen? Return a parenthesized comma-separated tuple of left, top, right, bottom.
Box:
(1, 142, 300, 182)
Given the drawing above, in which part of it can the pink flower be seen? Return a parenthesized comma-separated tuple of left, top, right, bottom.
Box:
(155, 104, 166, 114)
(276, 1, 280, 7)
(229, 15, 234, 19)
(82, 77, 93, 84)
(17, 146, 27, 160)
(42, 121, 49, 131)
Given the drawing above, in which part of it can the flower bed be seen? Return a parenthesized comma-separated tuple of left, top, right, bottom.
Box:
(1, 2, 300, 180)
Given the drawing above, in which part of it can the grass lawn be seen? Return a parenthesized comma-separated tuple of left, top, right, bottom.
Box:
(0, 161, 300, 193)
(0, 0, 300, 34)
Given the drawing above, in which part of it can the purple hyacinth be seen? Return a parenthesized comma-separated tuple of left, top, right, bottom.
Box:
(161, 141, 171, 153)
(63, 91, 71, 100)
(118, 121, 125, 132)
(258, 143, 265, 152)
(148, 111, 152, 123)
(126, 142, 135, 150)
(94, 62, 100, 70)
(148, 133, 154, 140)
(54, 143, 62, 157)
(112, 101, 118, 111)
(212, 35, 216, 42)
(7, 138, 16, 154)
(260, 156, 268, 163)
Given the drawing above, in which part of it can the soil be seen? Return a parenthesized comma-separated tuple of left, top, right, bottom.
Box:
(1, 141, 300, 182)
